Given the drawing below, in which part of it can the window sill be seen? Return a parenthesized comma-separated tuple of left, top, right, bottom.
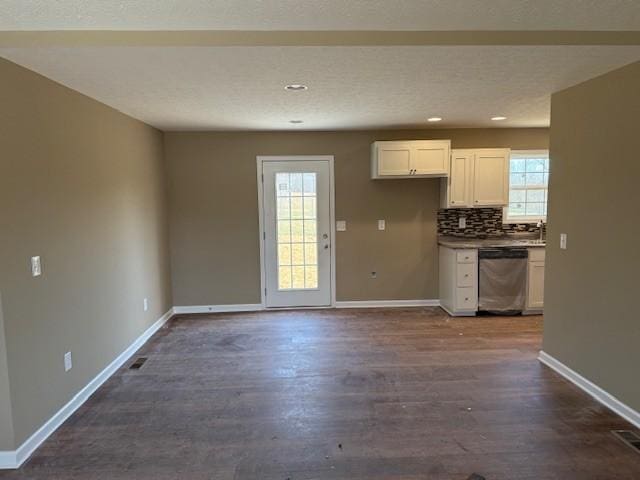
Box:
(503, 217, 547, 225)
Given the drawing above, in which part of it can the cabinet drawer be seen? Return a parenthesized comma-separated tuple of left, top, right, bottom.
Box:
(456, 250, 477, 264)
(456, 263, 476, 287)
(455, 287, 477, 310)
(528, 248, 546, 262)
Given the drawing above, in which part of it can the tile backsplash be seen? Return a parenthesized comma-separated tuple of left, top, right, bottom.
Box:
(437, 208, 545, 238)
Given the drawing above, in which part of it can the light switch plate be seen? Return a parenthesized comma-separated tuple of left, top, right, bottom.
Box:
(31, 256, 42, 277)
(143, 298, 149, 312)
(378, 219, 386, 231)
(64, 352, 73, 372)
(336, 220, 347, 232)
(560, 233, 567, 250)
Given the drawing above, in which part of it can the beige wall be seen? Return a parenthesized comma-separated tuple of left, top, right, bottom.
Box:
(165, 128, 548, 305)
(0, 58, 172, 448)
(544, 61, 640, 411)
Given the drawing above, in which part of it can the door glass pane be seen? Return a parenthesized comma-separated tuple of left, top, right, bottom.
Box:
(275, 172, 319, 290)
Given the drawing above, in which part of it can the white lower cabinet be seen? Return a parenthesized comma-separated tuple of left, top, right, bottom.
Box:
(525, 248, 545, 312)
(439, 247, 478, 316)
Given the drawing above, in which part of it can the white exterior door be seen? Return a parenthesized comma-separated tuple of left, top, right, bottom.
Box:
(261, 158, 333, 307)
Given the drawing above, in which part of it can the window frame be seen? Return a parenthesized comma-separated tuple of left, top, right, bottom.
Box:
(503, 149, 550, 224)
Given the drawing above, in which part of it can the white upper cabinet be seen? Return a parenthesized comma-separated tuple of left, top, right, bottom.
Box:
(373, 141, 412, 176)
(441, 150, 473, 207)
(440, 148, 510, 208)
(412, 141, 451, 175)
(372, 140, 450, 179)
(472, 149, 509, 206)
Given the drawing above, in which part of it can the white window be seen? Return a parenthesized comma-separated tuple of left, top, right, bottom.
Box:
(504, 150, 549, 223)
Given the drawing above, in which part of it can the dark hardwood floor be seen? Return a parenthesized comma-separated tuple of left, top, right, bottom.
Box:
(2, 308, 639, 479)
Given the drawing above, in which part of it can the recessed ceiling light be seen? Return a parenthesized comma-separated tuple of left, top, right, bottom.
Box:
(289, 120, 304, 124)
(491, 116, 507, 121)
(427, 117, 442, 122)
(285, 84, 308, 91)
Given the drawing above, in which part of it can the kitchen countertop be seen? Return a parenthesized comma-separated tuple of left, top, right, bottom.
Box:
(438, 236, 546, 249)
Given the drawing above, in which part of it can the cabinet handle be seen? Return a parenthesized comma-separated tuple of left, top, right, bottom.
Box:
(465, 297, 469, 301)
(465, 274, 469, 277)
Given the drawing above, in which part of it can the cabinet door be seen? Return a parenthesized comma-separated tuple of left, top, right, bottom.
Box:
(411, 141, 450, 176)
(527, 261, 545, 309)
(448, 151, 472, 207)
(376, 142, 411, 176)
(472, 149, 509, 206)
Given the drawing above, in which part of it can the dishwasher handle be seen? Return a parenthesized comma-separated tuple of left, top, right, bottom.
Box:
(478, 248, 528, 259)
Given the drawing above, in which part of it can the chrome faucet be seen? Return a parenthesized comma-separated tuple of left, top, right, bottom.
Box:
(536, 219, 545, 242)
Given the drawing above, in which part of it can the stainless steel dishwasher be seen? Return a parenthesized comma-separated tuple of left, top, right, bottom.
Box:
(478, 248, 528, 314)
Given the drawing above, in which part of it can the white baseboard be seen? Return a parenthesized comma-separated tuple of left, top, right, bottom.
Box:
(174, 301, 441, 315)
(173, 304, 264, 315)
(538, 351, 640, 429)
(0, 452, 17, 470)
(438, 303, 476, 317)
(335, 299, 440, 308)
(0, 308, 175, 470)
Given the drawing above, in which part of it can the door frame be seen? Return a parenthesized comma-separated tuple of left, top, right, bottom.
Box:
(256, 155, 337, 309)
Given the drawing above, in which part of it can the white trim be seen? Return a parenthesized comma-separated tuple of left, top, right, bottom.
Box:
(174, 301, 444, 314)
(0, 452, 17, 470)
(256, 155, 336, 309)
(503, 148, 549, 224)
(438, 303, 476, 317)
(538, 351, 640, 429)
(335, 299, 440, 308)
(510, 149, 550, 158)
(173, 304, 263, 315)
(0, 308, 174, 470)
(502, 215, 547, 225)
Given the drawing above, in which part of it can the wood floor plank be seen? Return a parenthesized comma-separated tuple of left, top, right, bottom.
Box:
(1, 308, 638, 479)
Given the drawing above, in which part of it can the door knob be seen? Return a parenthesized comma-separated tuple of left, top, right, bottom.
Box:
(322, 233, 328, 239)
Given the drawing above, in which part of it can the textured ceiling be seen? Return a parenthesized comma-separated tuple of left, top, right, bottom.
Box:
(1, 45, 638, 130)
(1, 0, 640, 31)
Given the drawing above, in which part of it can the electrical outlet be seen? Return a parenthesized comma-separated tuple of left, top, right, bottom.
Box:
(459, 217, 466, 229)
(560, 233, 567, 250)
(64, 352, 73, 372)
(377, 219, 385, 231)
(31, 256, 42, 277)
(143, 298, 149, 312)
